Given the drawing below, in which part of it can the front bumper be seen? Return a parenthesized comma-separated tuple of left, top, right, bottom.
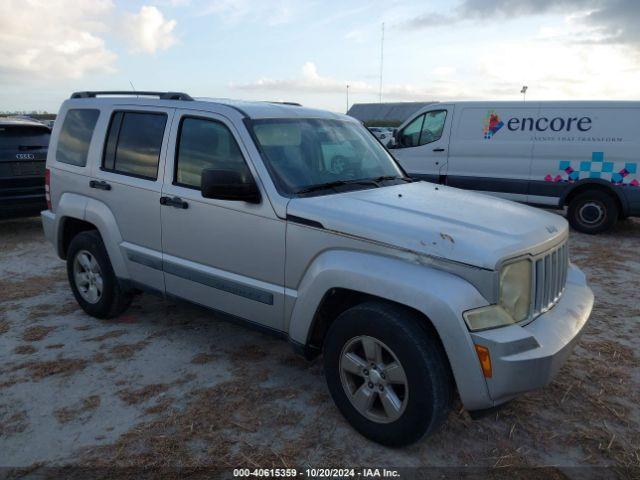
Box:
(470, 263, 593, 406)
(623, 186, 640, 216)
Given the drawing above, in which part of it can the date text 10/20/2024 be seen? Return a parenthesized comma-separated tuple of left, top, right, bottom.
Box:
(233, 468, 401, 477)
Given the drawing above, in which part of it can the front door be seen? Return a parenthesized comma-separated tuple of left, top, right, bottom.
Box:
(160, 110, 286, 331)
(391, 106, 453, 183)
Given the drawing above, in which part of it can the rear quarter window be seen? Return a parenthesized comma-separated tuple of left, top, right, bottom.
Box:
(56, 109, 100, 166)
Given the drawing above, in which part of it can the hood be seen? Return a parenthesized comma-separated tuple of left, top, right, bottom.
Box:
(286, 181, 568, 270)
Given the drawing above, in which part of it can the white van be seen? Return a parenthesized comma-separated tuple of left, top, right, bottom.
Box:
(388, 101, 640, 233)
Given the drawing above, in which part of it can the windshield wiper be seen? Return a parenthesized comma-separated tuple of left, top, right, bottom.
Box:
(295, 179, 379, 195)
(370, 175, 413, 184)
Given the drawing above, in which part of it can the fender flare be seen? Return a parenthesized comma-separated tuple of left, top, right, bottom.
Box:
(56, 193, 129, 279)
(560, 179, 629, 216)
(84, 197, 129, 279)
(287, 249, 493, 410)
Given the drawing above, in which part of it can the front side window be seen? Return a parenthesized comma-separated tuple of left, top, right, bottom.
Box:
(103, 111, 167, 179)
(175, 117, 250, 189)
(419, 110, 447, 145)
(56, 109, 99, 166)
(250, 118, 405, 195)
(399, 114, 424, 147)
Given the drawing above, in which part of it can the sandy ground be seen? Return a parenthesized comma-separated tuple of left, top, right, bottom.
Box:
(0, 216, 638, 478)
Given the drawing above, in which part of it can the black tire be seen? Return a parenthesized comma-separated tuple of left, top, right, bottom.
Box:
(323, 301, 453, 446)
(567, 190, 618, 234)
(66, 230, 132, 319)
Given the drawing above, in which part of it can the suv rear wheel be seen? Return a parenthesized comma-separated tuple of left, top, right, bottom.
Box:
(323, 301, 453, 446)
(67, 230, 132, 319)
(567, 190, 618, 234)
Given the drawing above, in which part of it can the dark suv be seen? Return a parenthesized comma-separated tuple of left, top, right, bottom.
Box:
(0, 117, 51, 217)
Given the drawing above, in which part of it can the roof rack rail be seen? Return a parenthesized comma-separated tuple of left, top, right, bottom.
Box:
(70, 91, 194, 101)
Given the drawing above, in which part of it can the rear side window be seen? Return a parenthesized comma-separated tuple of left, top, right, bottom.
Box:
(0, 125, 50, 150)
(175, 117, 249, 189)
(103, 111, 167, 180)
(56, 109, 99, 166)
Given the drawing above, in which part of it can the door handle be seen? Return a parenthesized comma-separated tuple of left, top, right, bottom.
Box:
(433, 148, 446, 152)
(160, 196, 189, 209)
(89, 180, 111, 191)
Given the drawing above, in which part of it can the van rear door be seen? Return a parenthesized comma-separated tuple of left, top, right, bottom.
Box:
(445, 104, 537, 202)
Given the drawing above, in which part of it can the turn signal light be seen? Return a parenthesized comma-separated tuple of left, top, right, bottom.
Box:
(475, 344, 492, 378)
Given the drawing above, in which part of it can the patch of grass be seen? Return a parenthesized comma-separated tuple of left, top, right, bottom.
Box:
(54, 395, 101, 424)
(46, 344, 65, 349)
(0, 319, 10, 335)
(0, 410, 28, 436)
(119, 384, 169, 405)
(84, 329, 128, 342)
(109, 340, 149, 360)
(190, 353, 217, 364)
(22, 325, 56, 341)
(19, 358, 88, 380)
(13, 345, 37, 355)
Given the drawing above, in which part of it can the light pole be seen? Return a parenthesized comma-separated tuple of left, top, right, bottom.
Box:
(521, 85, 528, 102)
(346, 84, 350, 113)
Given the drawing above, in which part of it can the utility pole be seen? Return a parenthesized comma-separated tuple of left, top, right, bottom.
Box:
(521, 85, 528, 102)
(379, 22, 384, 103)
(346, 84, 350, 113)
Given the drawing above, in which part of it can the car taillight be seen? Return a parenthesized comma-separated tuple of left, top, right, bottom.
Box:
(45, 168, 52, 211)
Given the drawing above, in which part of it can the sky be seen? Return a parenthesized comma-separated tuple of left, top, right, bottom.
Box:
(1, 0, 640, 113)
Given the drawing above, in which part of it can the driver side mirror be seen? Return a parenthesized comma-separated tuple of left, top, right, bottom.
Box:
(387, 128, 400, 149)
(201, 169, 260, 203)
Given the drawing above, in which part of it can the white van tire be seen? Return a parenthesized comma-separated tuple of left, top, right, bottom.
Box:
(567, 190, 618, 234)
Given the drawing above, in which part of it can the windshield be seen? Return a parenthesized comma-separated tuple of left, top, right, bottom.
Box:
(250, 118, 405, 195)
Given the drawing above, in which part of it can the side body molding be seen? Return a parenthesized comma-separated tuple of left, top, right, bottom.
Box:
(286, 250, 494, 410)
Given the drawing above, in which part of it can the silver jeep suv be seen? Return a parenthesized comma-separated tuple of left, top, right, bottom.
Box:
(41, 91, 593, 446)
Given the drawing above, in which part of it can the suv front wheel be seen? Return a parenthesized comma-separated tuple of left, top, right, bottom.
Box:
(323, 301, 453, 446)
(67, 230, 132, 319)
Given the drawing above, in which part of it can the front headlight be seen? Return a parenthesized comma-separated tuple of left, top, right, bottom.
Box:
(499, 259, 532, 323)
(463, 259, 532, 331)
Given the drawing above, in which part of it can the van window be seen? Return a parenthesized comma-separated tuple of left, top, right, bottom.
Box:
(103, 111, 167, 180)
(399, 114, 424, 147)
(56, 109, 99, 166)
(175, 117, 250, 189)
(419, 110, 447, 145)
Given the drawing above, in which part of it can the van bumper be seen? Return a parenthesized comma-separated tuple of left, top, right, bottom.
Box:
(470, 264, 593, 406)
(623, 187, 640, 216)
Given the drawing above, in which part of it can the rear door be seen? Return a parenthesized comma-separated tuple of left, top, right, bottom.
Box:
(0, 122, 50, 212)
(391, 105, 453, 183)
(445, 104, 537, 202)
(88, 106, 174, 293)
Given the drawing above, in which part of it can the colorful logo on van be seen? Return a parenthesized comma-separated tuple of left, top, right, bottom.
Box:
(483, 111, 504, 139)
(544, 152, 639, 187)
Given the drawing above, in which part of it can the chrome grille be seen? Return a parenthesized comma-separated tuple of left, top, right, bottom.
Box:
(533, 242, 569, 316)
